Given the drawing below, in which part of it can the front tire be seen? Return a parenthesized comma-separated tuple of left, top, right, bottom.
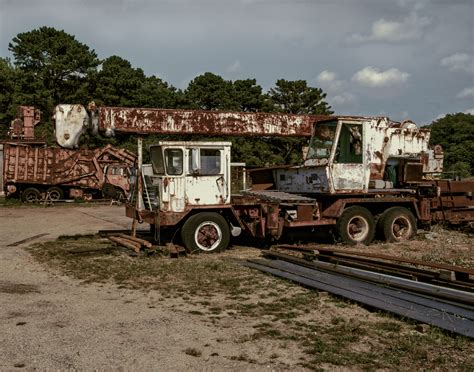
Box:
(181, 213, 230, 253)
(382, 207, 416, 242)
(21, 187, 41, 203)
(336, 206, 375, 245)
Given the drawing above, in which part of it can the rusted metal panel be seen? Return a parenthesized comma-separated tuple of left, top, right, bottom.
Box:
(8, 106, 41, 140)
(3, 143, 135, 195)
(96, 106, 322, 137)
(274, 166, 331, 193)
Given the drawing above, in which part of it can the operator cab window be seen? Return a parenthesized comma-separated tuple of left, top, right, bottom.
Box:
(187, 148, 221, 175)
(307, 122, 337, 161)
(150, 146, 165, 174)
(164, 149, 183, 175)
(335, 123, 363, 164)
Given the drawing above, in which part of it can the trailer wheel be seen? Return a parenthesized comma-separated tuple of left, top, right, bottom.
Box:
(336, 206, 375, 245)
(382, 207, 416, 242)
(47, 187, 63, 201)
(181, 212, 230, 253)
(21, 187, 41, 203)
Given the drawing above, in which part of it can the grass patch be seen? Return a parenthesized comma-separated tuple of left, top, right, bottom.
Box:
(26, 235, 474, 371)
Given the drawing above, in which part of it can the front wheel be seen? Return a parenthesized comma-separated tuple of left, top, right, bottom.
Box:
(336, 206, 375, 245)
(382, 207, 416, 242)
(21, 187, 41, 203)
(181, 213, 230, 253)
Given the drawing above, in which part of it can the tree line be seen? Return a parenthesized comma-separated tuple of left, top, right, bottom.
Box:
(0, 27, 472, 174)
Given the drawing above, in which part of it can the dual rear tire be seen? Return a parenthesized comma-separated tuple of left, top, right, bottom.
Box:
(336, 206, 416, 245)
(21, 186, 63, 203)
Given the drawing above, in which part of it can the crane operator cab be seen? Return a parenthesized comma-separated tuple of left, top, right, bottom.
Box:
(276, 116, 434, 194)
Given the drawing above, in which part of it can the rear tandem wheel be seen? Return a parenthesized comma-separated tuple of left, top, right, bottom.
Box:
(21, 187, 41, 203)
(381, 207, 417, 242)
(336, 206, 375, 245)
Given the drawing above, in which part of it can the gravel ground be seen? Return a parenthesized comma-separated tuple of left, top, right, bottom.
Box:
(0, 206, 267, 371)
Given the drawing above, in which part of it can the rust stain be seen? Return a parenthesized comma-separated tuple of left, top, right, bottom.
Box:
(97, 106, 328, 137)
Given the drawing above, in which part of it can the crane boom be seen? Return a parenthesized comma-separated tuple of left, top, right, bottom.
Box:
(53, 103, 329, 148)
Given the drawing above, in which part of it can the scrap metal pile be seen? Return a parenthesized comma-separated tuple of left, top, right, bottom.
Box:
(244, 246, 474, 338)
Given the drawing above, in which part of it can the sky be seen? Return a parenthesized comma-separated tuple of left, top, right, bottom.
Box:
(1, 0, 473, 125)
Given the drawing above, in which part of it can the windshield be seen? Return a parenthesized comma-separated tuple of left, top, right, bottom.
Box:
(150, 146, 165, 174)
(150, 146, 184, 175)
(306, 121, 337, 160)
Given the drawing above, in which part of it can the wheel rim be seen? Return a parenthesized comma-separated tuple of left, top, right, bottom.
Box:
(346, 216, 369, 242)
(390, 216, 412, 240)
(48, 190, 61, 201)
(194, 221, 222, 251)
(25, 191, 39, 203)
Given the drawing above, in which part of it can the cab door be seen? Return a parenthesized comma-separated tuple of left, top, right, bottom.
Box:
(160, 147, 186, 212)
(330, 122, 368, 192)
(185, 147, 230, 206)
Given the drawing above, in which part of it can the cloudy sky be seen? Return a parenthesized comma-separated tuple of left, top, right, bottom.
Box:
(1, 0, 473, 124)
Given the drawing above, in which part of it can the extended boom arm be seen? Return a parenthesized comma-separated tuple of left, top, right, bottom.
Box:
(53, 103, 328, 148)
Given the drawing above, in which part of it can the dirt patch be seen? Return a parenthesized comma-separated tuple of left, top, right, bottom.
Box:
(0, 280, 40, 294)
(25, 233, 474, 371)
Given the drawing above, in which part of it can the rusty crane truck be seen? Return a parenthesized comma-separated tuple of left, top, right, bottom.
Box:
(51, 103, 474, 251)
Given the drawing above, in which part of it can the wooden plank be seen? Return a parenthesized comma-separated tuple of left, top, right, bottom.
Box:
(108, 236, 141, 253)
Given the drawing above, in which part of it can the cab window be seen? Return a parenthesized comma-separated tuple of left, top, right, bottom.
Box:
(187, 149, 221, 175)
(150, 146, 165, 174)
(335, 123, 363, 164)
(164, 149, 183, 175)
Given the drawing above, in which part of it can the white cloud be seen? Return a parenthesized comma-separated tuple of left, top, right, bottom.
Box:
(332, 92, 355, 106)
(465, 108, 474, 115)
(457, 87, 474, 99)
(316, 70, 337, 83)
(316, 70, 343, 92)
(441, 53, 474, 74)
(316, 70, 355, 108)
(226, 60, 241, 73)
(348, 11, 430, 43)
(352, 67, 410, 88)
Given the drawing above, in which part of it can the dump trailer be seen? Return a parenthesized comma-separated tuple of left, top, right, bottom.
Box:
(1, 106, 137, 202)
(1, 143, 136, 202)
(52, 104, 474, 250)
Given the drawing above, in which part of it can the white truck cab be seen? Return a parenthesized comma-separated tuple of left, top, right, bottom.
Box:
(146, 141, 232, 212)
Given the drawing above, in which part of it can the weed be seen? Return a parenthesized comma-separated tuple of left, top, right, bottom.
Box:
(230, 354, 256, 363)
(183, 348, 202, 357)
(188, 310, 203, 315)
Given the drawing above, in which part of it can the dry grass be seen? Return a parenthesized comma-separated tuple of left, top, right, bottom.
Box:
(26, 231, 474, 370)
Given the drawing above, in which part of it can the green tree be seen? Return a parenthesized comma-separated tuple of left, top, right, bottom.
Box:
(429, 113, 474, 176)
(447, 162, 471, 179)
(8, 27, 99, 116)
(93, 55, 146, 107)
(0, 58, 17, 137)
(267, 79, 333, 115)
(232, 79, 265, 112)
(185, 72, 236, 110)
(134, 75, 180, 108)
